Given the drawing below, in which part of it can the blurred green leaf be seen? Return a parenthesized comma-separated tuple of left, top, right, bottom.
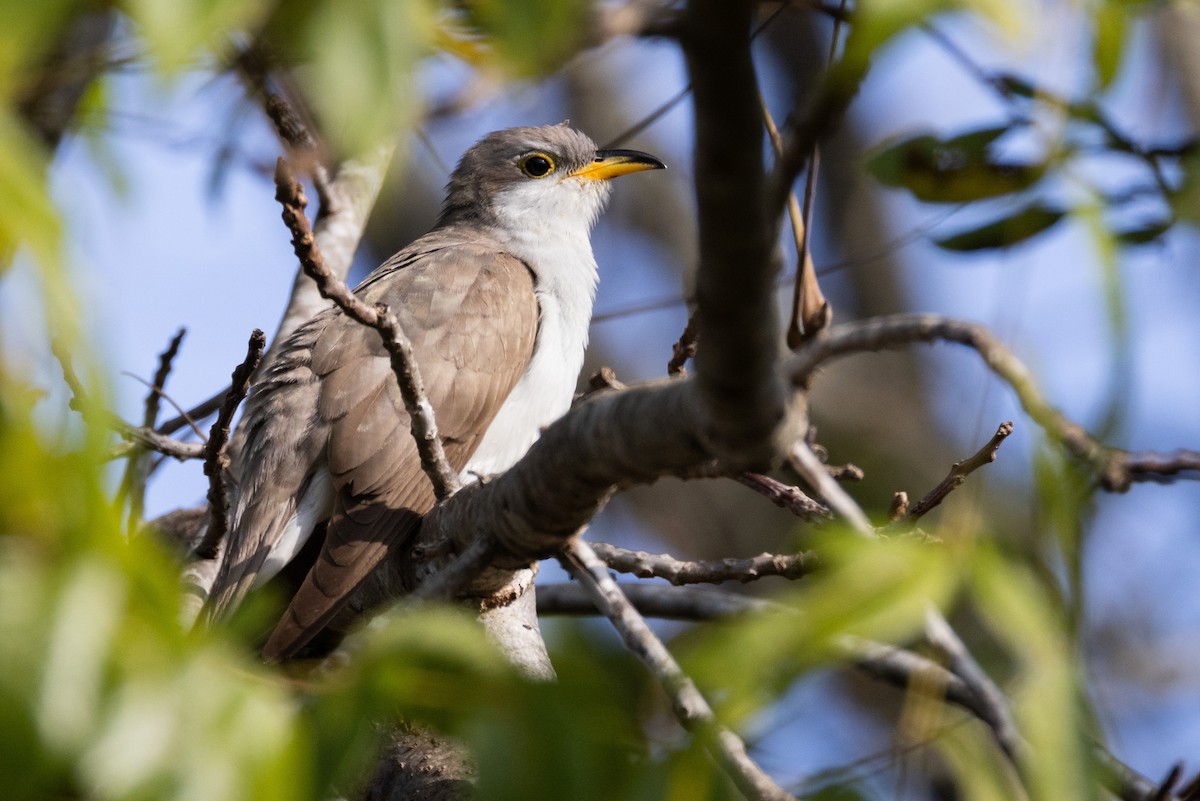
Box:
(0, 111, 60, 271)
(304, 0, 435, 154)
(867, 127, 1046, 203)
(1113, 218, 1171, 246)
(1171, 150, 1200, 225)
(937, 720, 1025, 801)
(969, 548, 1097, 801)
(466, 0, 590, 76)
(123, 0, 275, 72)
(835, 0, 1028, 94)
(0, 0, 79, 102)
(1092, 2, 1127, 89)
(933, 202, 1064, 251)
(681, 534, 961, 726)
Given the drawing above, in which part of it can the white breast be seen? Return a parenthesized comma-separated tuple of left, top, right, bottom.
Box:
(465, 179, 602, 477)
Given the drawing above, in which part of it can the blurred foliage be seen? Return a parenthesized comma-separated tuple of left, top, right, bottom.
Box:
(859, 0, 1184, 253)
(0, 0, 1158, 799)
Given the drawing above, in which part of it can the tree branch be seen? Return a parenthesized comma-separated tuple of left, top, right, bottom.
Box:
(789, 314, 1200, 491)
(560, 540, 795, 801)
(51, 341, 206, 461)
(891, 421, 1014, 529)
(195, 329, 265, 560)
(590, 541, 818, 585)
(118, 328, 186, 532)
(683, 0, 788, 465)
(735, 471, 831, 521)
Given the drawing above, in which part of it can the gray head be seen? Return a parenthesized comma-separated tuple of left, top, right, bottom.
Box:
(436, 124, 664, 231)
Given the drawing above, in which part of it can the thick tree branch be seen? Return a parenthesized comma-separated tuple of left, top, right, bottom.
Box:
(788, 314, 1200, 491)
(683, 0, 787, 465)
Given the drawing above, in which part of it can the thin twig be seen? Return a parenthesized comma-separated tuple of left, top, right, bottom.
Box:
(735, 472, 831, 520)
(924, 606, 1024, 763)
(892, 421, 1014, 529)
(119, 328, 186, 533)
(590, 541, 818, 585)
(561, 540, 795, 801)
(788, 314, 1200, 491)
(156, 387, 225, 437)
(121, 372, 207, 441)
(788, 440, 875, 535)
(273, 157, 461, 500)
(667, 309, 700, 376)
(195, 329, 265, 560)
(51, 341, 206, 461)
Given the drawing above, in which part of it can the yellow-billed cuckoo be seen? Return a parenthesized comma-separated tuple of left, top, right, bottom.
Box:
(202, 124, 664, 661)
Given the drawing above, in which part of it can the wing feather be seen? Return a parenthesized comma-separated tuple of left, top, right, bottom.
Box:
(262, 234, 538, 661)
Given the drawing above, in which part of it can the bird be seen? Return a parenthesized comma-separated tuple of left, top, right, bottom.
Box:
(201, 124, 665, 661)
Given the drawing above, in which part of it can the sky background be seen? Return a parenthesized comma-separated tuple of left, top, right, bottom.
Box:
(3, 3, 1198, 794)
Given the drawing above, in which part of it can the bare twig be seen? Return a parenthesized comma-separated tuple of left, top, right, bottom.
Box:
(52, 341, 206, 461)
(590, 540, 818, 585)
(924, 607, 1023, 762)
(667, 309, 699, 376)
(788, 314, 1200, 491)
(195, 329, 265, 560)
(156, 388, 225, 437)
(273, 157, 461, 500)
(892, 421, 1014, 529)
(119, 328, 186, 533)
(587, 366, 628, 393)
(538, 581, 776, 620)
(561, 539, 795, 801)
(788, 440, 875, 535)
(735, 472, 831, 520)
(121, 372, 207, 441)
(761, 90, 829, 349)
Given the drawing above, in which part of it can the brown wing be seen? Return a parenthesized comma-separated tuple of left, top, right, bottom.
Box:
(262, 238, 538, 661)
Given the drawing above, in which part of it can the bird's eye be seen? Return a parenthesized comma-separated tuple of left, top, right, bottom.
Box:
(519, 153, 555, 178)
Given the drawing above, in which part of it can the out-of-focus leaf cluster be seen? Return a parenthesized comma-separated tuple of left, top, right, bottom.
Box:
(678, 531, 1098, 801)
(857, 0, 1186, 253)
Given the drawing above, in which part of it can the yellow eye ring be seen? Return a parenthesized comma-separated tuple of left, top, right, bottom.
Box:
(519, 153, 555, 178)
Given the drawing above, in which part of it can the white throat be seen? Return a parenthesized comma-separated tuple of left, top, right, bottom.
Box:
(465, 179, 607, 476)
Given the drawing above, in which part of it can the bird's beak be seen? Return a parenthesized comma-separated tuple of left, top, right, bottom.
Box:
(570, 149, 666, 181)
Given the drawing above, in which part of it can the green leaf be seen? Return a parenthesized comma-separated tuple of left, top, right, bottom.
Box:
(1171, 150, 1200, 226)
(0, 111, 60, 271)
(680, 534, 961, 726)
(1093, 2, 1128, 89)
(1114, 218, 1171, 246)
(933, 202, 1065, 251)
(867, 127, 1046, 203)
(466, 0, 591, 76)
(969, 548, 1098, 801)
(304, 0, 435, 154)
(124, 0, 275, 71)
(835, 0, 1027, 95)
